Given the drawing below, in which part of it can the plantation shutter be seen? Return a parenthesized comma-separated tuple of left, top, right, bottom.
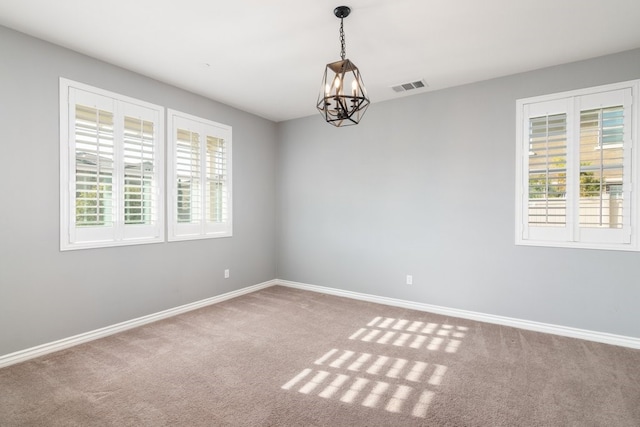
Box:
(574, 89, 632, 244)
(176, 128, 201, 224)
(517, 82, 637, 250)
(119, 101, 162, 242)
(74, 105, 114, 228)
(168, 110, 232, 241)
(521, 98, 572, 242)
(62, 81, 164, 250)
(205, 136, 230, 234)
(69, 88, 117, 244)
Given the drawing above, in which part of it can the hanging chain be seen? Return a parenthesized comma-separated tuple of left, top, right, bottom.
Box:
(339, 18, 346, 60)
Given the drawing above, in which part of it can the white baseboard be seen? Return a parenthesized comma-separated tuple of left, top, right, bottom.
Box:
(0, 279, 278, 369)
(277, 279, 640, 350)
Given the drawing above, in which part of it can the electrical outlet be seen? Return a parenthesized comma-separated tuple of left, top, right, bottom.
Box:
(406, 275, 413, 285)
(224, 269, 230, 279)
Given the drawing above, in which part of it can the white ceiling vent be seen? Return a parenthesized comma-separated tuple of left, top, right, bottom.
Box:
(391, 79, 428, 93)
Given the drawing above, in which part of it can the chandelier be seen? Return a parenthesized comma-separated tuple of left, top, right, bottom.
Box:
(316, 6, 370, 127)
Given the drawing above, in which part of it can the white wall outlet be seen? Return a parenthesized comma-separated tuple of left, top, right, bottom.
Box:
(224, 269, 230, 279)
(406, 275, 413, 285)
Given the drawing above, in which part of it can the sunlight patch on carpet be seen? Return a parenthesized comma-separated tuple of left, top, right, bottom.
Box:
(350, 317, 468, 352)
(281, 316, 468, 418)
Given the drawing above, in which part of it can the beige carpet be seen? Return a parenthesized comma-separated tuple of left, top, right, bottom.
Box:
(1, 286, 639, 426)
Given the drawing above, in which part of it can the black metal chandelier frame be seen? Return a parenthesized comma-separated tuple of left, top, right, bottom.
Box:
(316, 6, 370, 127)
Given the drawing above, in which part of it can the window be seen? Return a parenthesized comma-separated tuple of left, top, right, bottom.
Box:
(60, 79, 164, 250)
(516, 80, 639, 250)
(167, 110, 232, 241)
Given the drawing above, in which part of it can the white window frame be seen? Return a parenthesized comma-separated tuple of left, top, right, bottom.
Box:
(516, 80, 639, 251)
(167, 109, 233, 241)
(60, 78, 165, 251)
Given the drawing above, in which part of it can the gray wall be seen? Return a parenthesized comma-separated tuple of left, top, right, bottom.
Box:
(277, 49, 640, 339)
(0, 26, 278, 356)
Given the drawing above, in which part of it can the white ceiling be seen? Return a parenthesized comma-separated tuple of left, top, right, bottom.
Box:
(1, 0, 640, 122)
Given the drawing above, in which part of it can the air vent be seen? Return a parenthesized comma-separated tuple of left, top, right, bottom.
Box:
(391, 79, 428, 93)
